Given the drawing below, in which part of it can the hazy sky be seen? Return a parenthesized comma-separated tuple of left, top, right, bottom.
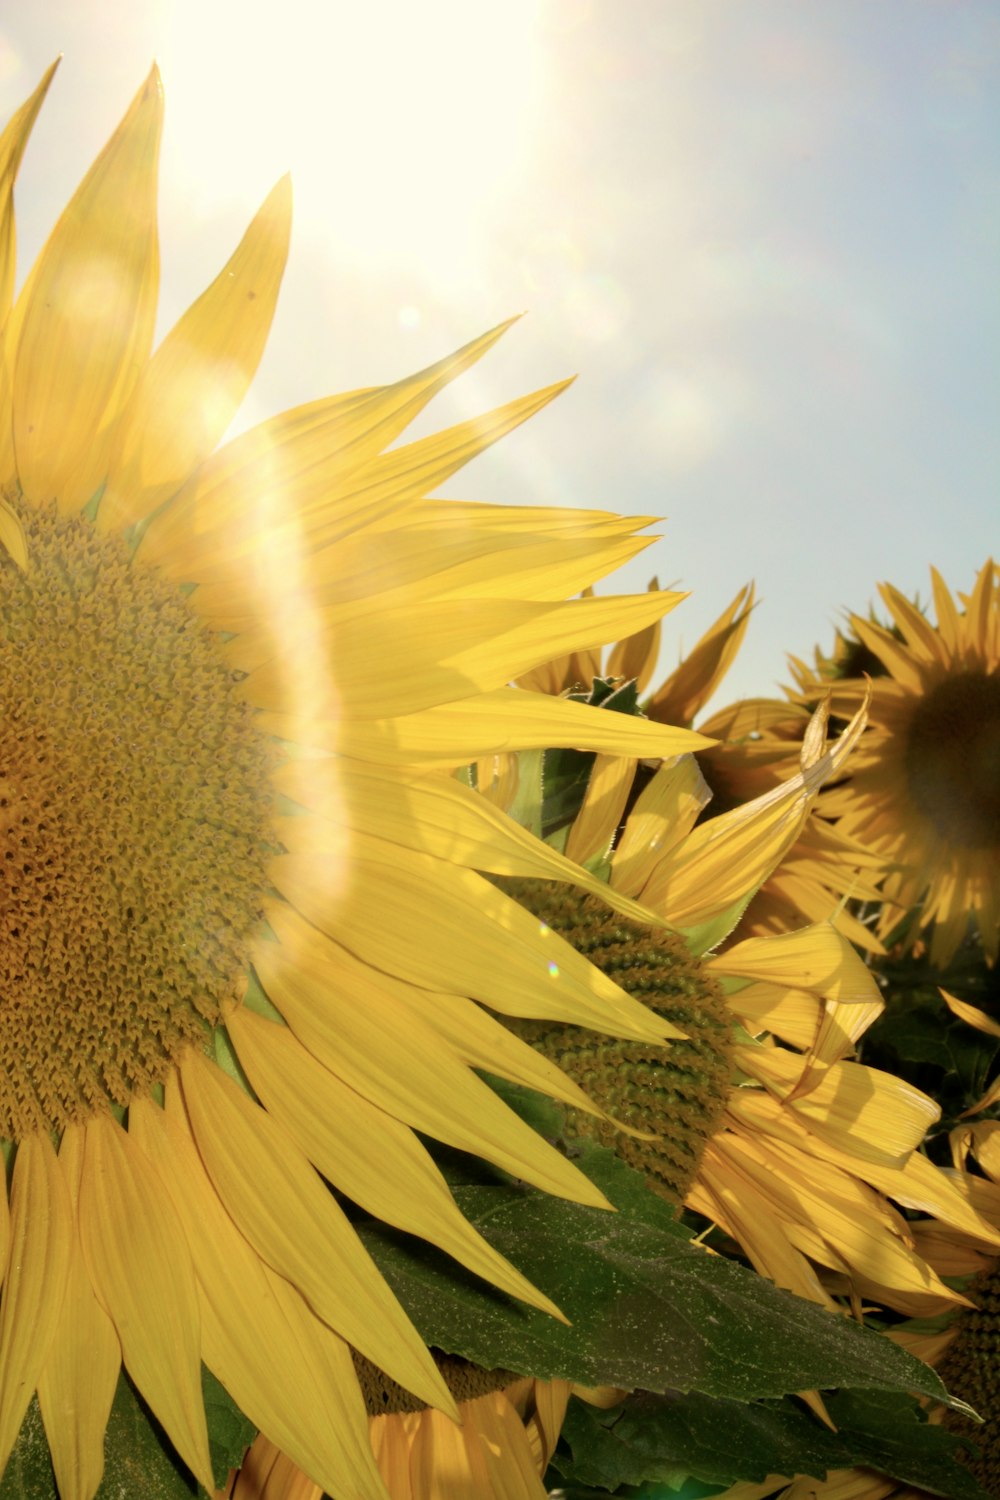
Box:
(2, 1, 996, 708)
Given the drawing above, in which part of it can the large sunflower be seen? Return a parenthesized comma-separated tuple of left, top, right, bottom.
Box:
(788, 560, 1000, 966)
(0, 66, 719, 1500)
(490, 705, 1000, 1317)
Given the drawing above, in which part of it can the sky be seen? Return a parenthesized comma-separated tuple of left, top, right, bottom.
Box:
(1, 0, 997, 708)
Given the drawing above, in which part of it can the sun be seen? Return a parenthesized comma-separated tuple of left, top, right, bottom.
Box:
(158, 0, 542, 281)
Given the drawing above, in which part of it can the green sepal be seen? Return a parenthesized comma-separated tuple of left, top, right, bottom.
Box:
(677, 893, 754, 958)
(506, 748, 546, 839)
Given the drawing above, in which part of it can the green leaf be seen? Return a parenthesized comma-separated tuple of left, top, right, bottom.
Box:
(549, 1388, 990, 1500)
(203, 1366, 257, 1486)
(0, 1369, 256, 1500)
(357, 1142, 957, 1407)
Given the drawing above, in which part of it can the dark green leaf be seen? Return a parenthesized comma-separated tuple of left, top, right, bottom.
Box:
(549, 1388, 989, 1500)
(358, 1143, 957, 1407)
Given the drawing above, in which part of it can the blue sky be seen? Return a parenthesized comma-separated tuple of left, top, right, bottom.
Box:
(2, 0, 996, 708)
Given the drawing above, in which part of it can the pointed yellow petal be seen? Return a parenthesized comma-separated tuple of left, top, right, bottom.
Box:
(270, 835, 685, 1041)
(129, 1095, 389, 1500)
(178, 1051, 456, 1417)
(241, 586, 686, 719)
(642, 698, 868, 928)
(941, 988, 1000, 1039)
(691, 1141, 833, 1307)
(229, 1436, 327, 1500)
(190, 524, 651, 631)
(611, 756, 712, 899)
(77, 1112, 213, 1492)
(606, 579, 663, 693)
(99, 177, 291, 533)
(0, 61, 59, 323)
(253, 900, 617, 1203)
(12, 68, 162, 511)
(0, 64, 60, 488)
(930, 565, 961, 654)
(962, 1073, 1000, 1117)
(0, 1135, 73, 1473)
(878, 581, 948, 667)
(646, 583, 755, 727)
(227, 1005, 566, 1321)
(416, 988, 610, 1119)
(564, 754, 636, 867)
(138, 318, 537, 569)
(262, 685, 713, 768)
(848, 614, 923, 690)
(273, 758, 675, 932)
(37, 1126, 121, 1500)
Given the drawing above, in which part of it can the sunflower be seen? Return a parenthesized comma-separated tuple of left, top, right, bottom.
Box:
(491, 704, 1000, 1318)
(0, 65, 722, 1500)
(708, 1041, 1000, 1500)
(225, 1360, 573, 1500)
(788, 560, 1000, 966)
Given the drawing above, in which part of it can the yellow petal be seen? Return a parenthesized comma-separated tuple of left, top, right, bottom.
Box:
(691, 1141, 834, 1307)
(736, 1044, 939, 1164)
(643, 698, 868, 929)
(706, 923, 881, 1006)
(241, 589, 687, 719)
(878, 581, 950, 667)
(262, 685, 715, 765)
(848, 614, 923, 690)
(605, 578, 663, 692)
(77, 1111, 213, 1491)
(646, 582, 755, 726)
(273, 758, 675, 933)
(129, 1095, 389, 1500)
(138, 318, 541, 569)
(0, 1135, 73, 1473)
(227, 1005, 566, 1321)
(190, 524, 650, 630)
(253, 900, 616, 1202)
(0, 60, 59, 324)
(37, 1126, 121, 1500)
(564, 754, 636, 867)
(610, 756, 712, 899)
(99, 176, 292, 533)
(12, 67, 162, 511)
(178, 1051, 456, 1418)
(930, 565, 961, 653)
(941, 988, 1000, 1039)
(726, 981, 823, 1051)
(269, 835, 685, 1042)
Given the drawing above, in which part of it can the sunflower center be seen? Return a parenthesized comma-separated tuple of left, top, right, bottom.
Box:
(936, 1256, 1000, 1492)
(0, 499, 273, 1140)
(498, 879, 734, 1203)
(904, 671, 1000, 848)
(354, 1350, 515, 1418)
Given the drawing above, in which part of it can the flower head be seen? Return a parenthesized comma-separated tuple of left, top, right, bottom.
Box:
(0, 65, 716, 1499)
(788, 560, 1000, 966)
(493, 701, 1000, 1316)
